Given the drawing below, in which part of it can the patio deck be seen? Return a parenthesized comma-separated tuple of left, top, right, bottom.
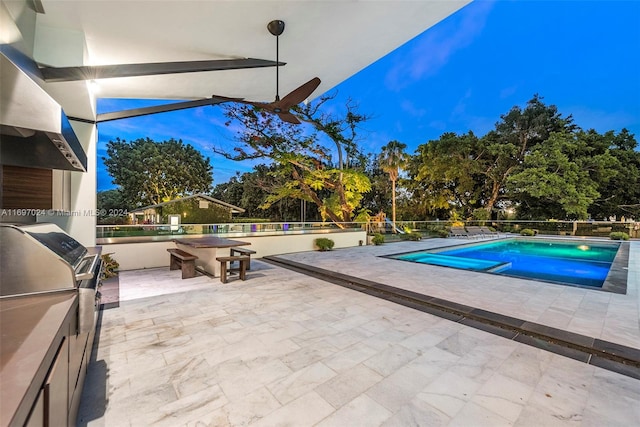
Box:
(78, 239, 640, 426)
(277, 238, 640, 349)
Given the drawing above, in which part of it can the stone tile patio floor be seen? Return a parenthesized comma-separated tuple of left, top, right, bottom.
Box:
(78, 238, 640, 426)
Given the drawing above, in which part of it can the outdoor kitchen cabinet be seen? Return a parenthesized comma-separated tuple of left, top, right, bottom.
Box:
(0, 293, 82, 427)
(0, 165, 71, 212)
(21, 319, 70, 427)
(44, 337, 69, 427)
(22, 303, 93, 427)
(68, 303, 94, 427)
(24, 390, 44, 427)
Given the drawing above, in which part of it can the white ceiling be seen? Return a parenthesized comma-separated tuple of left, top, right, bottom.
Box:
(5, 0, 471, 119)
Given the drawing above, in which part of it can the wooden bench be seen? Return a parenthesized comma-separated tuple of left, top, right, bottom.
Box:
(229, 247, 257, 270)
(216, 255, 250, 283)
(167, 248, 198, 279)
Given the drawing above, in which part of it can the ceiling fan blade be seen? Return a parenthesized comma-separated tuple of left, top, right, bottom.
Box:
(239, 100, 266, 108)
(213, 77, 319, 125)
(210, 95, 247, 103)
(40, 58, 285, 82)
(238, 99, 301, 124)
(95, 96, 237, 123)
(277, 77, 321, 109)
(227, 98, 302, 124)
(277, 111, 302, 124)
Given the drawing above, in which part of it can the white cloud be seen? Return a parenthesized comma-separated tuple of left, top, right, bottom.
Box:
(427, 120, 447, 133)
(499, 86, 518, 99)
(400, 99, 428, 118)
(385, 1, 494, 91)
(450, 89, 473, 118)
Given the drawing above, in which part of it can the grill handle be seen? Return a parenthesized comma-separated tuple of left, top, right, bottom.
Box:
(76, 254, 100, 281)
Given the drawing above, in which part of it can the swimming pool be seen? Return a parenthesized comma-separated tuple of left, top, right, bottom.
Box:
(390, 238, 622, 289)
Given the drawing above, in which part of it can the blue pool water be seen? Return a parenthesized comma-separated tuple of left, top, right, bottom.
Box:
(392, 238, 621, 288)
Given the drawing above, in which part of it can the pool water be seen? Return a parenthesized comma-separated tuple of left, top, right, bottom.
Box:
(392, 238, 621, 288)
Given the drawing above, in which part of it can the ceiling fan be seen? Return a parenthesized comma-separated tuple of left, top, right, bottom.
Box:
(64, 20, 321, 124)
(218, 76, 321, 124)
(212, 20, 321, 125)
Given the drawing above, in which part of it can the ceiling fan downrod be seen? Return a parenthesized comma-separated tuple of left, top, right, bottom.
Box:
(268, 20, 285, 102)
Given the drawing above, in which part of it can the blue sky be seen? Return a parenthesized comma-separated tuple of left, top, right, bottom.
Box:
(97, 0, 640, 191)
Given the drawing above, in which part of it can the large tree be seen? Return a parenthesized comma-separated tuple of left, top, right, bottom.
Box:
(378, 140, 408, 230)
(212, 164, 319, 221)
(96, 188, 129, 224)
(478, 94, 577, 214)
(405, 95, 577, 219)
(103, 137, 213, 207)
(405, 131, 484, 219)
(217, 94, 371, 227)
(358, 153, 393, 217)
(404, 97, 634, 221)
(588, 129, 640, 220)
(507, 130, 618, 219)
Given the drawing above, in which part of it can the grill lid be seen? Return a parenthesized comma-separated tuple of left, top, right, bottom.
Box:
(24, 226, 87, 267)
(0, 223, 90, 297)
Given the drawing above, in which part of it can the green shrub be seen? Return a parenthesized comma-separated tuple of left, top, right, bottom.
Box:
(471, 208, 490, 223)
(520, 228, 536, 236)
(232, 218, 271, 223)
(436, 229, 450, 238)
(101, 253, 119, 278)
(400, 232, 422, 241)
(371, 233, 385, 245)
(315, 237, 335, 251)
(609, 231, 630, 240)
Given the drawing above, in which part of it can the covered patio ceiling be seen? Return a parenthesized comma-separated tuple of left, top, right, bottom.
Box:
(2, 0, 470, 120)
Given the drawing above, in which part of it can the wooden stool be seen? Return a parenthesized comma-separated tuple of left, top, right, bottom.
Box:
(229, 247, 257, 270)
(216, 255, 250, 283)
(167, 248, 198, 279)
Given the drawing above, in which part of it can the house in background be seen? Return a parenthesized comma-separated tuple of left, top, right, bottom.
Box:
(128, 194, 244, 225)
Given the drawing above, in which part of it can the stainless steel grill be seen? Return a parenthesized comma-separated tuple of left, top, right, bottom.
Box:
(0, 223, 103, 332)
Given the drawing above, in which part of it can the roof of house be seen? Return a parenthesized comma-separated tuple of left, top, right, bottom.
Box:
(130, 194, 245, 214)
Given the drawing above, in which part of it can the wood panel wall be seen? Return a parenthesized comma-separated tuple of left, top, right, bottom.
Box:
(1, 165, 53, 209)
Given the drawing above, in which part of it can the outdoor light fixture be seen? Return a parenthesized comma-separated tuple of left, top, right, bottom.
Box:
(88, 79, 100, 93)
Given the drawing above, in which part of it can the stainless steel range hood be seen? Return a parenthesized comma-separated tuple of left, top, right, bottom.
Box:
(0, 52, 87, 172)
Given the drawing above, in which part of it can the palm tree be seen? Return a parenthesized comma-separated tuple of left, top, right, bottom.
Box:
(378, 140, 408, 232)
